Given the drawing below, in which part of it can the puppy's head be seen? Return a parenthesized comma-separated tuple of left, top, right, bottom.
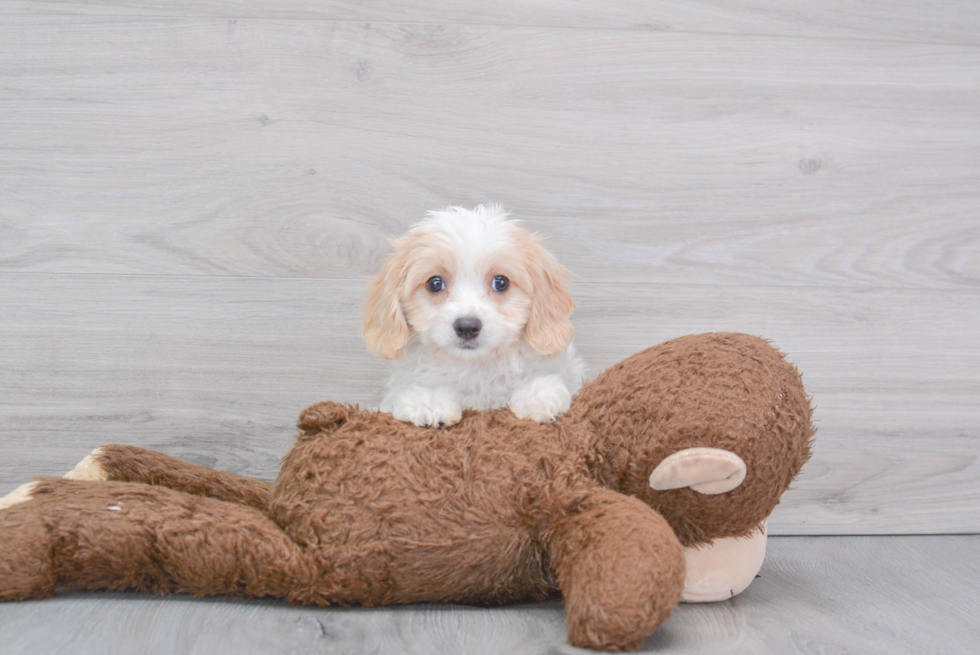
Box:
(361, 204, 575, 361)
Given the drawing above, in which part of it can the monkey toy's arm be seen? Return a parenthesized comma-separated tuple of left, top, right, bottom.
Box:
(543, 487, 686, 651)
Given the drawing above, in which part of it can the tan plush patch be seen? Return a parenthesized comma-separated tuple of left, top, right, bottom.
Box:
(681, 521, 768, 602)
(64, 449, 109, 481)
(0, 482, 39, 510)
(649, 447, 747, 495)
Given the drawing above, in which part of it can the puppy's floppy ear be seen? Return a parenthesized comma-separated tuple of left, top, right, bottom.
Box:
(361, 241, 410, 360)
(523, 235, 575, 358)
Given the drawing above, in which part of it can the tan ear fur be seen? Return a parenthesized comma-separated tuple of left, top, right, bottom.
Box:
(522, 234, 575, 358)
(361, 242, 410, 360)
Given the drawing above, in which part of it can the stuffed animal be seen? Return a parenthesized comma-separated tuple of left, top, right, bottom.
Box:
(0, 332, 813, 651)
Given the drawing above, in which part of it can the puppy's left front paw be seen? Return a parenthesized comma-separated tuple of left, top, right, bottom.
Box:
(510, 375, 572, 422)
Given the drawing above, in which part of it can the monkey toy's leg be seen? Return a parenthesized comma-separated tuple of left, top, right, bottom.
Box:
(0, 478, 323, 604)
(544, 488, 686, 651)
(65, 445, 272, 511)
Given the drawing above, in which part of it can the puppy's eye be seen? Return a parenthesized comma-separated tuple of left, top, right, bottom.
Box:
(491, 275, 510, 292)
(425, 276, 446, 293)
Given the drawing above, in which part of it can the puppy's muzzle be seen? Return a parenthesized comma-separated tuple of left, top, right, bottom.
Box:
(453, 317, 482, 340)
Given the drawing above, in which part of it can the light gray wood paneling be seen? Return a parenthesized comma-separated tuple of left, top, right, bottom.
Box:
(2, 1, 979, 45)
(2, 275, 977, 534)
(1, 9, 977, 537)
(1, 4, 977, 651)
(0, 536, 976, 654)
(1, 18, 977, 287)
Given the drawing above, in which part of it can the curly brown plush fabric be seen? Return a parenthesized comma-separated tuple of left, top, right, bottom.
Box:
(575, 332, 814, 547)
(0, 332, 813, 651)
(92, 444, 273, 511)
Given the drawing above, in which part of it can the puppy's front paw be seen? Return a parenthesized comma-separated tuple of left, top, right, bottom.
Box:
(391, 386, 463, 428)
(510, 374, 572, 422)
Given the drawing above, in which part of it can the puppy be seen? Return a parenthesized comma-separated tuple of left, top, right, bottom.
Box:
(361, 204, 585, 427)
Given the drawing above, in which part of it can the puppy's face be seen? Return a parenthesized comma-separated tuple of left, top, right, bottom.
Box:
(362, 205, 574, 362)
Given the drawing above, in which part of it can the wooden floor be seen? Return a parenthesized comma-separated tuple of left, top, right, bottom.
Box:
(1, 0, 979, 652)
(1, 536, 978, 654)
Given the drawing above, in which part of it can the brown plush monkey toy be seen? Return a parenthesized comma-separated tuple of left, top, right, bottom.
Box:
(0, 332, 813, 651)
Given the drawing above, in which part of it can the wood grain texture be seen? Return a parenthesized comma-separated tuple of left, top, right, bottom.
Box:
(0, 536, 976, 654)
(2, 0, 979, 45)
(2, 275, 977, 534)
(1, 9, 978, 536)
(1, 17, 977, 288)
(0, 7, 978, 651)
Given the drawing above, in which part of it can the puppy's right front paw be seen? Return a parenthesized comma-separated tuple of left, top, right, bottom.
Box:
(509, 374, 572, 422)
(391, 387, 463, 428)
(64, 448, 108, 481)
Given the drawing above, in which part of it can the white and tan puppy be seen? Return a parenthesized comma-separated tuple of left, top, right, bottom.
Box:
(361, 204, 585, 427)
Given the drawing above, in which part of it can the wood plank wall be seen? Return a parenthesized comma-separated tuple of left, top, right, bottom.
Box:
(1, 2, 978, 534)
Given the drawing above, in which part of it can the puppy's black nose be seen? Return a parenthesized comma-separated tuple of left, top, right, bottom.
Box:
(454, 317, 482, 340)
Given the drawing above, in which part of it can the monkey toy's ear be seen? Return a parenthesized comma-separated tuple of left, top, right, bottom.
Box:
(648, 447, 747, 495)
